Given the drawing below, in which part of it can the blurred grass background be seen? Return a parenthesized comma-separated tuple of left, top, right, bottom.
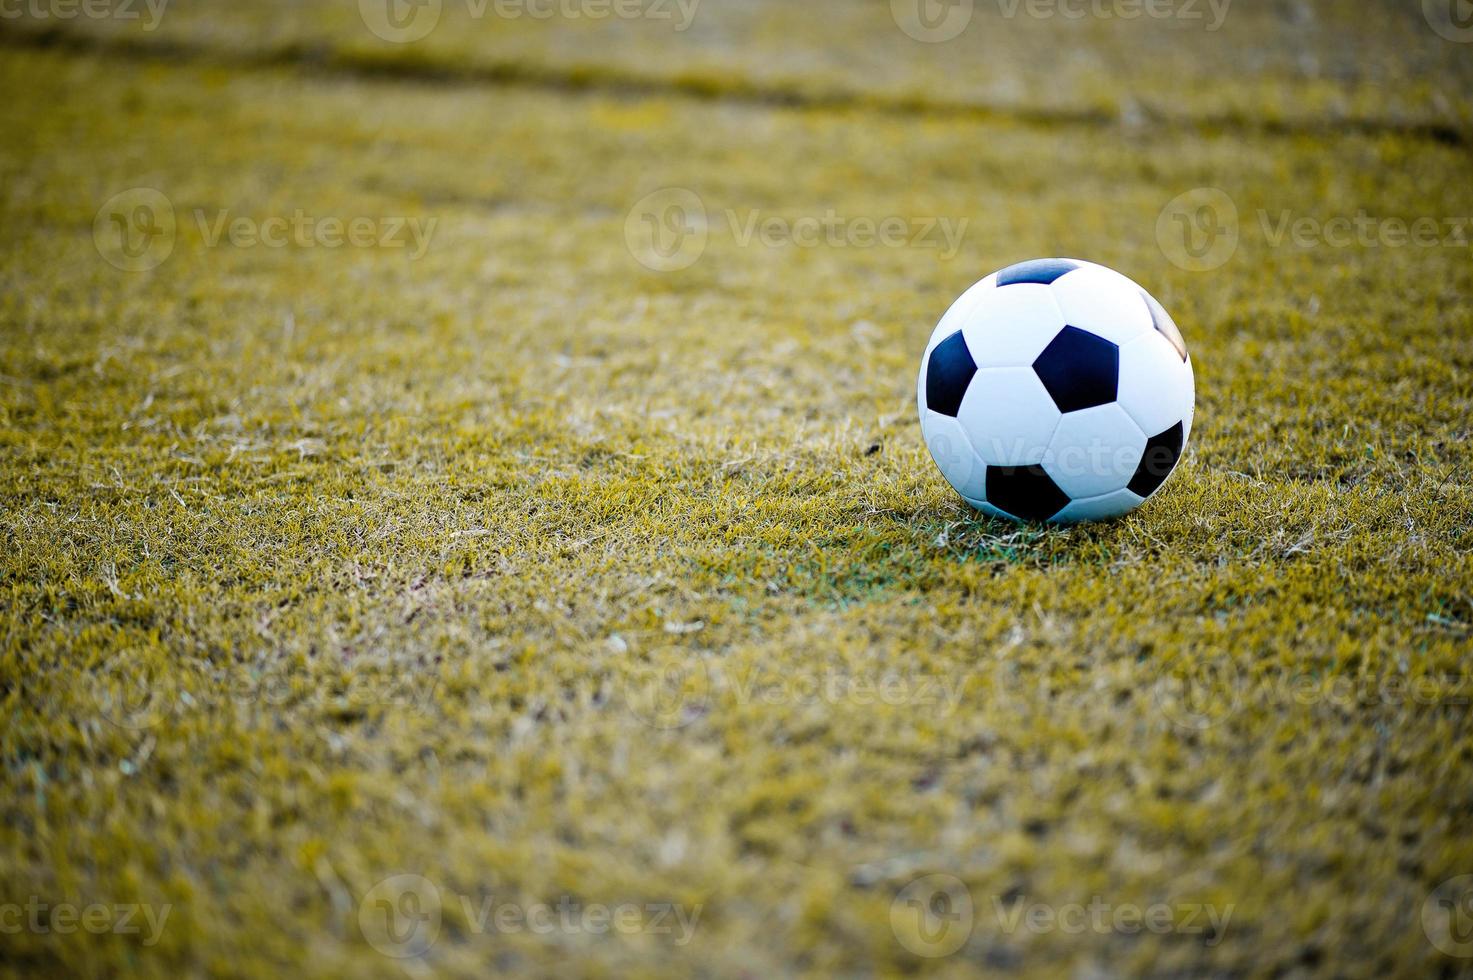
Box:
(5, 0, 1472, 135)
(2, 1, 1472, 977)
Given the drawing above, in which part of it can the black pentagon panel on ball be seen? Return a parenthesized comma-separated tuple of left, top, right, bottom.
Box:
(1032, 326, 1119, 413)
(986, 465, 1071, 523)
(996, 258, 1080, 287)
(1128, 421, 1185, 498)
(925, 330, 977, 418)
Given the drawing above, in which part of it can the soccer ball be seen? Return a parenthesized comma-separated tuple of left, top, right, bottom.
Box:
(917, 258, 1195, 524)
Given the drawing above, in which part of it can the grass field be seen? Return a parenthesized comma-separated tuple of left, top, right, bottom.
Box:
(3, 2, 1473, 977)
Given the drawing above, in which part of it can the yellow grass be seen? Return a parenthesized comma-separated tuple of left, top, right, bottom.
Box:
(2, 4, 1472, 976)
